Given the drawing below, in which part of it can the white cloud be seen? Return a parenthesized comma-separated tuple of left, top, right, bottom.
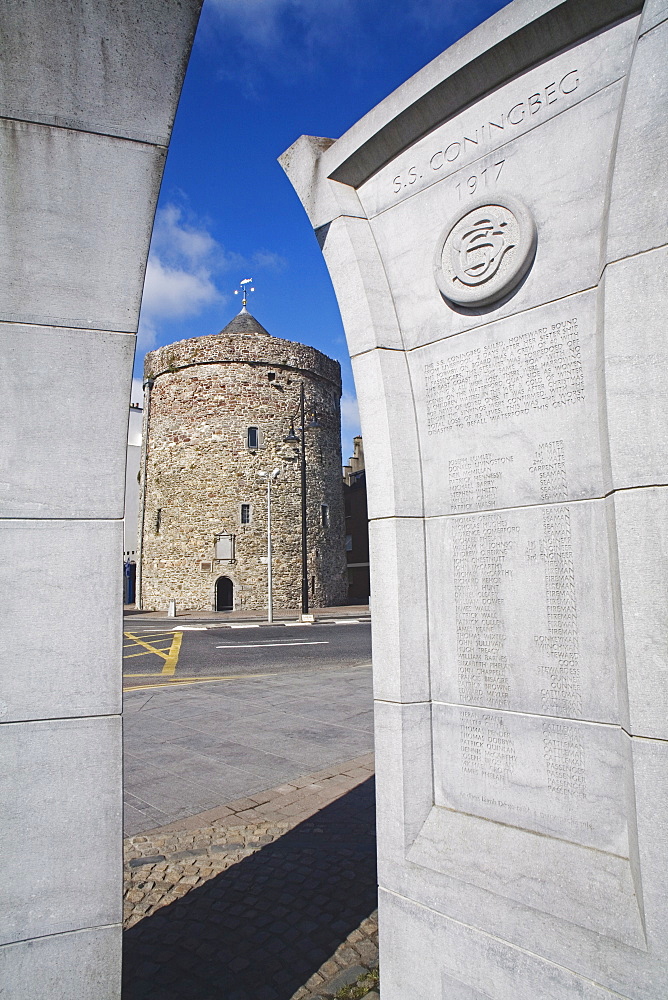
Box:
(141, 256, 219, 319)
(137, 314, 158, 352)
(138, 204, 228, 349)
(340, 390, 361, 449)
(252, 249, 288, 273)
(206, 0, 288, 49)
(138, 202, 289, 355)
(202, 0, 358, 86)
(131, 377, 144, 406)
(201, 0, 507, 93)
(156, 204, 218, 263)
(151, 204, 231, 268)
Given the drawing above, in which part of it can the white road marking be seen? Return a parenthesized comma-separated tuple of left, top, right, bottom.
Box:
(215, 641, 330, 649)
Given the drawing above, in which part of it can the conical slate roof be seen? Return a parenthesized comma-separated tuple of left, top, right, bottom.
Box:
(218, 306, 271, 337)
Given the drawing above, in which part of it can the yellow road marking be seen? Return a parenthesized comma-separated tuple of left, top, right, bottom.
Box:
(123, 671, 280, 693)
(124, 629, 173, 633)
(123, 639, 172, 649)
(123, 630, 176, 640)
(122, 630, 183, 676)
(123, 661, 373, 693)
(123, 668, 252, 679)
(161, 630, 183, 676)
(123, 641, 173, 649)
(123, 648, 173, 659)
(124, 635, 168, 660)
(129, 671, 275, 681)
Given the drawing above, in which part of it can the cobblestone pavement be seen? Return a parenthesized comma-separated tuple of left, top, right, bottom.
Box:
(123, 753, 378, 1000)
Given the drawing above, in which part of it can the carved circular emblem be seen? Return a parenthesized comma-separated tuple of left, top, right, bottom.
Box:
(434, 196, 536, 307)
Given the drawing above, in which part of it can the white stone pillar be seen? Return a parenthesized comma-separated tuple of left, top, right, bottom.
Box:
(0, 3, 202, 995)
(281, 0, 668, 996)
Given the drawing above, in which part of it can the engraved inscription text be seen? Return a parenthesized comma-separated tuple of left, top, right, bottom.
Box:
(425, 318, 583, 434)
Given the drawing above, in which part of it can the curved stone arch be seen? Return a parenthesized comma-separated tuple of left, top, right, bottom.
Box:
(0, 2, 204, 995)
(4, 2, 667, 998)
(281, 1, 668, 997)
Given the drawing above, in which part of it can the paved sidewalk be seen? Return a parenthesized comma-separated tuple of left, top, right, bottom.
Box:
(123, 754, 378, 1000)
(124, 604, 370, 624)
(123, 665, 373, 836)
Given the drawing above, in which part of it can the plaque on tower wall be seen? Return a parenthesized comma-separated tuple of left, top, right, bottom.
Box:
(281, 1, 668, 998)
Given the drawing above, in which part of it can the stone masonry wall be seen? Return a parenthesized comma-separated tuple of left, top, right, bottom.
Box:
(138, 329, 348, 612)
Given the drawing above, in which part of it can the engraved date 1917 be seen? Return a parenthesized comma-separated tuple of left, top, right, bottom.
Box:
(455, 159, 505, 200)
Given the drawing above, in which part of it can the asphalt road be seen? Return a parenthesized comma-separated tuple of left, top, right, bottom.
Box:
(122, 620, 372, 692)
(122, 620, 374, 835)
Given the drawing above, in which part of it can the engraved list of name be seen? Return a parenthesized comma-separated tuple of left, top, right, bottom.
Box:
(434, 705, 618, 850)
(451, 507, 582, 718)
(447, 439, 567, 513)
(459, 715, 586, 803)
(424, 318, 583, 434)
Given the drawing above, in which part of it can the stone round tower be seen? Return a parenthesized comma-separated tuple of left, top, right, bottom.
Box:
(136, 307, 348, 612)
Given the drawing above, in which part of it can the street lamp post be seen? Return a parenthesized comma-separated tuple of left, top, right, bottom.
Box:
(136, 376, 155, 611)
(284, 382, 319, 620)
(258, 468, 280, 624)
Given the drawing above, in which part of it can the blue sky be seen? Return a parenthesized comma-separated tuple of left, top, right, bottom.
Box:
(137, 0, 511, 453)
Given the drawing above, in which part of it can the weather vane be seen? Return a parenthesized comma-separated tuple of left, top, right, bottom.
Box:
(234, 277, 255, 308)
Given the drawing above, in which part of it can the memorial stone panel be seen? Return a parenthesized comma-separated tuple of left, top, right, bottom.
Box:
(0, 120, 165, 332)
(426, 500, 622, 722)
(0, 2, 203, 997)
(281, 1, 668, 997)
(362, 78, 623, 350)
(409, 290, 606, 514)
(432, 703, 629, 854)
(356, 17, 638, 220)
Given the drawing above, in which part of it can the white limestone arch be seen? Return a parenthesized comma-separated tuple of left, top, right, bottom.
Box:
(0, 2, 204, 995)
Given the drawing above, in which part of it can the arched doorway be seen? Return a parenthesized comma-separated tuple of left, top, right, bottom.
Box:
(215, 576, 234, 611)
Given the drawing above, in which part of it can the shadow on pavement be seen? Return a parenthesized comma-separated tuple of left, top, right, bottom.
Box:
(122, 776, 377, 1000)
